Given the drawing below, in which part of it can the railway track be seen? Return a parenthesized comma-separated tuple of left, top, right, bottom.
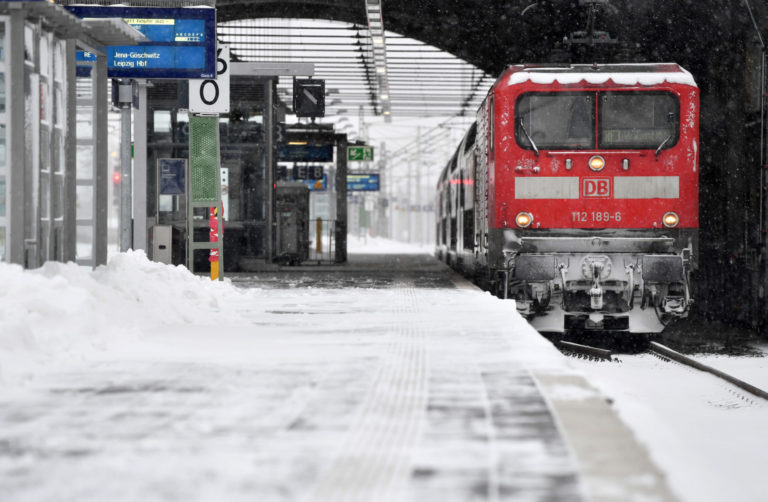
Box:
(646, 342, 768, 401)
(557, 340, 616, 361)
(558, 340, 768, 402)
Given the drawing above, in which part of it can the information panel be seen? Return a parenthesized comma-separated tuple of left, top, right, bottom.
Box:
(66, 6, 216, 79)
(278, 144, 334, 162)
(348, 173, 380, 191)
(158, 158, 186, 195)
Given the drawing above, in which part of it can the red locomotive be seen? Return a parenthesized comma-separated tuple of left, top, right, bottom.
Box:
(436, 63, 699, 333)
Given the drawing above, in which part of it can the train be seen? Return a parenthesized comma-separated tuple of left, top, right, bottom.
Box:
(436, 63, 699, 334)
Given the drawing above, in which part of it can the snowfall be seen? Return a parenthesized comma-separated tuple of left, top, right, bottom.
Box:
(0, 237, 766, 502)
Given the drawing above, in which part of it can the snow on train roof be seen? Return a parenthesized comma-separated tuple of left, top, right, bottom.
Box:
(506, 63, 697, 87)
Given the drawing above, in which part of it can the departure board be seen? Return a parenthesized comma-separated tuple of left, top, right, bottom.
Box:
(67, 6, 216, 79)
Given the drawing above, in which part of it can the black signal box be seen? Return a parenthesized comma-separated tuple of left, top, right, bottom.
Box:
(293, 79, 325, 118)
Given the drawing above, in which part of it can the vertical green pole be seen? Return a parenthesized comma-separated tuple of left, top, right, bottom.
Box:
(187, 114, 223, 279)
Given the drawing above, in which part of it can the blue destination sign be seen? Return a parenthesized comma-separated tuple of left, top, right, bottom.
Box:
(348, 173, 380, 191)
(67, 6, 215, 79)
(277, 144, 334, 162)
(109, 46, 205, 71)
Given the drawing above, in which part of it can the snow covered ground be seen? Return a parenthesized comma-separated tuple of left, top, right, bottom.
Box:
(568, 352, 768, 502)
(1, 243, 766, 502)
(0, 248, 585, 501)
(347, 234, 432, 254)
(695, 347, 768, 389)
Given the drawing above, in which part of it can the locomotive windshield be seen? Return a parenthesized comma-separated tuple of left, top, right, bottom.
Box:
(516, 93, 595, 150)
(599, 92, 679, 149)
(515, 91, 679, 151)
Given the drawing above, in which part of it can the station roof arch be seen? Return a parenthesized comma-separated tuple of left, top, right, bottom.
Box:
(216, 0, 768, 77)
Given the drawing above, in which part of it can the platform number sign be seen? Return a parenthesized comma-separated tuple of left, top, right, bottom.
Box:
(292, 165, 324, 180)
(189, 46, 230, 114)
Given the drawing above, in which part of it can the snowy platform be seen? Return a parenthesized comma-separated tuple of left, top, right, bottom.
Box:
(0, 251, 676, 502)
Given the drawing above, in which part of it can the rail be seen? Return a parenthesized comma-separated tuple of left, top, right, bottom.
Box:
(648, 342, 768, 401)
(558, 340, 614, 361)
(558, 339, 768, 401)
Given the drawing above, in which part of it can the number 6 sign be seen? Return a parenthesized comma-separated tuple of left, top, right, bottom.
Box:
(189, 45, 230, 114)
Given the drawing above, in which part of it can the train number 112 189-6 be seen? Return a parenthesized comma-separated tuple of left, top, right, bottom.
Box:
(572, 211, 622, 223)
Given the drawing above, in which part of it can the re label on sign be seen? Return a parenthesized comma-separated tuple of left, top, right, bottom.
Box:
(189, 45, 230, 114)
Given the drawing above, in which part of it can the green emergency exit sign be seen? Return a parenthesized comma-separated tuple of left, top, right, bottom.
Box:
(347, 145, 374, 162)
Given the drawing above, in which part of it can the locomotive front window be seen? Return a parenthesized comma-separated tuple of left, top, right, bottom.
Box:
(598, 92, 679, 149)
(516, 93, 595, 151)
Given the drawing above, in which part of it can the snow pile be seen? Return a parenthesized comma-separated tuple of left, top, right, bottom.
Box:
(508, 67, 697, 87)
(0, 251, 247, 385)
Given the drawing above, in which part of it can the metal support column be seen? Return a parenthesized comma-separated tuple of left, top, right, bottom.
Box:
(417, 126, 423, 246)
(93, 55, 108, 266)
(6, 8, 25, 265)
(62, 39, 77, 262)
(760, 47, 768, 334)
(382, 142, 392, 239)
(133, 79, 148, 251)
(407, 159, 413, 243)
(264, 78, 275, 261)
(119, 82, 132, 251)
(335, 133, 347, 262)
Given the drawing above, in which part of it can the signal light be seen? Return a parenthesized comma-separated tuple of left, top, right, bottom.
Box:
(113, 172, 121, 183)
(588, 155, 606, 171)
(662, 212, 679, 228)
(515, 212, 533, 228)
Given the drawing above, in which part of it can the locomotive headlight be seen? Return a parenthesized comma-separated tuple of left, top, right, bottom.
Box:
(588, 155, 606, 171)
(515, 212, 533, 228)
(663, 212, 679, 228)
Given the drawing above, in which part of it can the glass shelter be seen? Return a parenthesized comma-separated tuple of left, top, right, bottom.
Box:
(0, 2, 143, 267)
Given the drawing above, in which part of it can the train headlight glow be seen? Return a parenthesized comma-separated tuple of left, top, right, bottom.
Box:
(515, 212, 533, 228)
(588, 155, 606, 171)
(662, 212, 679, 228)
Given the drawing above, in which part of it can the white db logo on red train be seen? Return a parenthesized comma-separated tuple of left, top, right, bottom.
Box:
(583, 178, 611, 198)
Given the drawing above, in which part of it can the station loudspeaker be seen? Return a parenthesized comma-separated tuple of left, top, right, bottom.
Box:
(293, 79, 326, 118)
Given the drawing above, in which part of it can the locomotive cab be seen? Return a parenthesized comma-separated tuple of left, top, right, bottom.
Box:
(440, 63, 700, 334)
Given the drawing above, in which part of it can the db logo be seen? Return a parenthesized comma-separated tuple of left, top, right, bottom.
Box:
(583, 178, 611, 197)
